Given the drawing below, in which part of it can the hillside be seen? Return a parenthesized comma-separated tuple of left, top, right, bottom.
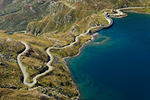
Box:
(0, 0, 150, 99)
(0, 0, 150, 33)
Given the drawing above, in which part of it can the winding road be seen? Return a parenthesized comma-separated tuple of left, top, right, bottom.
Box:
(17, 13, 113, 87)
(17, 41, 29, 85)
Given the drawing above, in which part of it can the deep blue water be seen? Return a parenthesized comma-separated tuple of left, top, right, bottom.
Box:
(66, 13, 150, 100)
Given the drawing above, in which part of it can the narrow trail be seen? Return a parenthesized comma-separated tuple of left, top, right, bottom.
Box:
(17, 14, 113, 87)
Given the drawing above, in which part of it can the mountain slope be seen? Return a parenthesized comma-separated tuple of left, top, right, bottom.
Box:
(0, 0, 150, 100)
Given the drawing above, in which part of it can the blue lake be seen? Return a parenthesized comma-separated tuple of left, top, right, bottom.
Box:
(66, 13, 150, 100)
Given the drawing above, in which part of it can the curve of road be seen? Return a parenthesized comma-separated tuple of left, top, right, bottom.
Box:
(17, 14, 113, 87)
(17, 41, 31, 85)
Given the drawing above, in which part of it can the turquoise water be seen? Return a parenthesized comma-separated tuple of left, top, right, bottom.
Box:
(66, 13, 150, 100)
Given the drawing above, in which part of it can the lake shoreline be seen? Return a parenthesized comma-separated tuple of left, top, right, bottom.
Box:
(66, 12, 150, 100)
(63, 33, 99, 99)
(63, 8, 150, 99)
(124, 10, 150, 15)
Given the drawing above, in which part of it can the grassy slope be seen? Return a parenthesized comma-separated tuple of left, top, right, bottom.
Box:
(0, 88, 55, 100)
(0, 0, 50, 32)
(0, 0, 150, 99)
(0, 31, 79, 99)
